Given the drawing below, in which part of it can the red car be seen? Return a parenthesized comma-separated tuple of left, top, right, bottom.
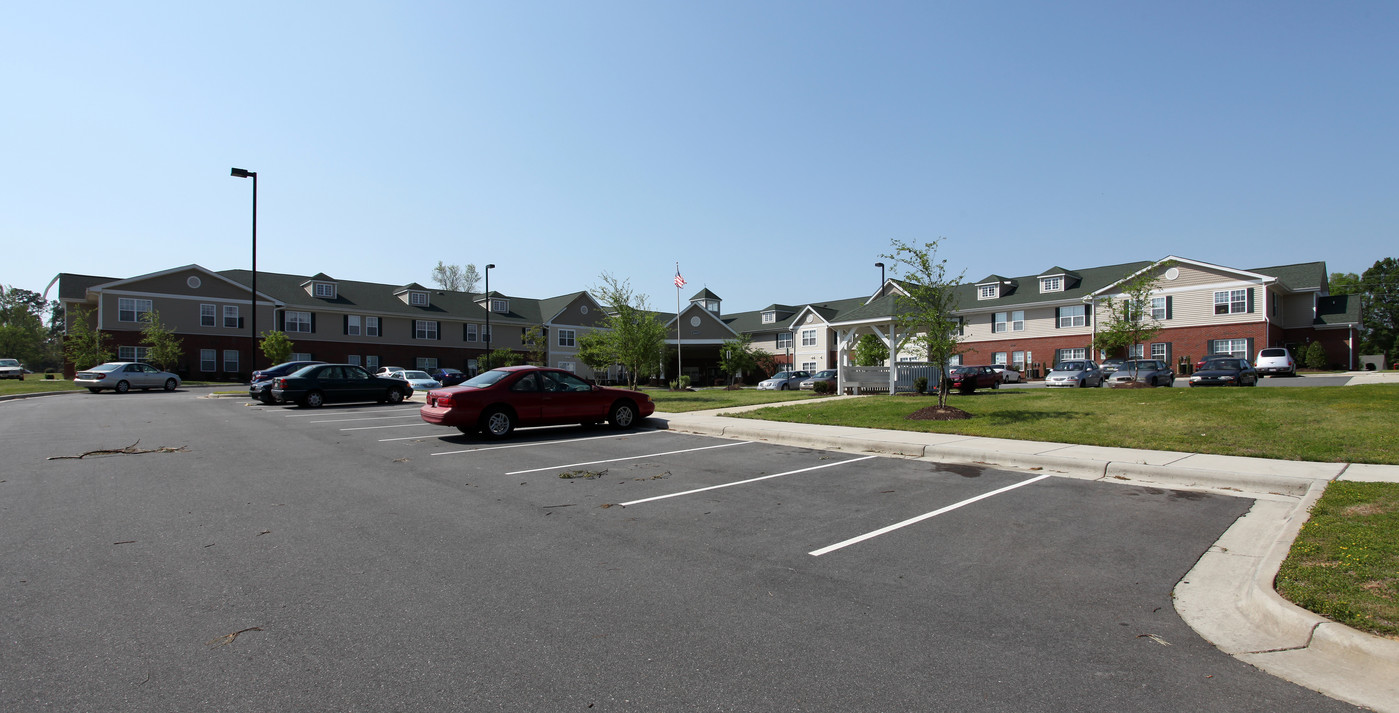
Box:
(947, 365, 1002, 394)
(420, 365, 656, 438)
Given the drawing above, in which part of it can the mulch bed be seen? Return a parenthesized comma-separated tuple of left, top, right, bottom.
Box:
(906, 405, 972, 421)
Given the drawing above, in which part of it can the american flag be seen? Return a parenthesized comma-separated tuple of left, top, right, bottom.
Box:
(674, 265, 686, 289)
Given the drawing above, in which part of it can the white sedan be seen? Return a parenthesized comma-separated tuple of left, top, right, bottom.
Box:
(757, 370, 811, 390)
(74, 362, 181, 393)
(400, 370, 442, 392)
(991, 365, 1022, 383)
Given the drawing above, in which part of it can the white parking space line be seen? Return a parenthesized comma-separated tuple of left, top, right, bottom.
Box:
(417, 429, 667, 449)
(500, 441, 752, 473)
(343, 422, 447, 432)
(808, 473, 1053, 557)
(283, 408, 420, 418)
(308, 414, 425, 424)
(618, 455, 878, 507)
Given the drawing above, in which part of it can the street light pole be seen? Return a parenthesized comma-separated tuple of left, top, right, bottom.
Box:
(231, 168, 257, 376)
(484, 264, 496, 369)
(875, 262, 885, 292)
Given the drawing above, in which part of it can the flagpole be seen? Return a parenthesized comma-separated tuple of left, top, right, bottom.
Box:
(675, 262, 683, 384)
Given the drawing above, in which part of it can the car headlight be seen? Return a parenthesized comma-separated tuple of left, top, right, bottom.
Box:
(1220, 376, 1235, 381)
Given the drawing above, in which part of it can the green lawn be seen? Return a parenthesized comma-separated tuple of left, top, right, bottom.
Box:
(643, 387, 822, 413)
(730, 384, 1399, 464)
(1276, 482, 1399, 638)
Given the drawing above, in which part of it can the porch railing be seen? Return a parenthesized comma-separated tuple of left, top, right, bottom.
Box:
(842, 363, 942, 393)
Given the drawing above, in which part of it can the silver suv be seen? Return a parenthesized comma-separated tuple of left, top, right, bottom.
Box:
(1255, 347, 1296, 377)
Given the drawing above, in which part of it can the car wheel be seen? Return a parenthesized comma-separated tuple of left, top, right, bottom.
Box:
(88, 387, 101, 394)
(259, 393, 276, 404)
(385, 387, 405, 404)
(302, 390, 325, 408)
(991, 380, 1000, 389)
(115, 380, 130, 394)
(163, 378, 177, 392)
(610, 401, 638, 429)
(779, 384, 788, 390)
(480, 407, 515, 438)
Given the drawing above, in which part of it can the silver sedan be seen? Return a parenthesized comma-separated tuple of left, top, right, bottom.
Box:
(1044, 361, 1103, 388)
(757, 370, 812, 390)
(74, 362, 181, 393)
(1104, 359, 1176, 387)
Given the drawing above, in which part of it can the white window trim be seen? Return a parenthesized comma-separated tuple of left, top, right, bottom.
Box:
(286, 311, 313, 333)
(762, 311, 775, 324)
(1059, 305, 1087, 328)
(118, 298, 153, 323)
(313, 282, 336, 298)
(347, 315, 362, 336)
(1040, 276, 1062, 293)
(410, 292, 429, 306)
(366, 316, 380, 337)
(223, 305, 240, 328)
(1214, 289, 1247, 315)
(978, 285, 998, 300)
(557, 329, 576, 347)
(415, 320, 439, 340)
(223, 349, 240, 372)
(800, 329, 817, 347)
(776, 333, 793, 349)
(200, 304, 216, 327)
(200, 349, 216, 372)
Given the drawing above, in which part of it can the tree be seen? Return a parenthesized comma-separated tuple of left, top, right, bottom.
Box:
(718, 333, 760, 386)
(486, 347, 522, 368)
(1330, 272, 1361, 296)
(881, 238, 965, 408)
(523, 325, 548, 365)
(588, 272, 668, 390)
(852, 334, 889, 367)
(431, 262, 465, 291)
(1092, 262, 1171, 378)
(0, 286, 49, 368)
(431, 262, 483, 293)
(138, 311, 183, 372)
(63, 307, 111, 370)
(259, 330, 295, 365)
(1358, 258, 1399, 357)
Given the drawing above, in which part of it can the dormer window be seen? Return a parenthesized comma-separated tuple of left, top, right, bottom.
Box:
(1041, 276, 1063, 293)
(410, 292, 428, 306)
(313, 282, 336, 299)
(491, 298, 509, 313)
(762, 311, 776, 324)
(978, 284, 999, 300)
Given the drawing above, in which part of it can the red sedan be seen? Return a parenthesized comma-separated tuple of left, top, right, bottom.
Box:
(420, 365, 656, 438)
(947, 365, 1002, 394)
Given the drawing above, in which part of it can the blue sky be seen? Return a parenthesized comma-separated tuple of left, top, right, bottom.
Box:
(4, 2, 1395, 313)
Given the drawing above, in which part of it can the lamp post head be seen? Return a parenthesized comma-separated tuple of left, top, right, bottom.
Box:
(486, 263, 496, 270)
(874, 262, 884, 268)
(231, 168, 256, 179)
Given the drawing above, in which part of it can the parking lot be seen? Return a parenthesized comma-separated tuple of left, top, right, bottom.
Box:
(0, 390, 1365, 712)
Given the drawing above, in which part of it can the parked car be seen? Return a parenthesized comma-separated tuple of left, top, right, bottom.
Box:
(1195, 354, 1233, 371)
(271, 364, 411, 408)
(400, 370, 442, 392)
(1255, 347, 1297, 377)
(420, 365, 656, 438)
(757, 370, 811, 390)
(990, 364, 1022, 383)
(1044, 360, 1103, 388)
(0, 358, 24, 380)
(1104, 359, 1176, 387)
(947, 365, 1001, 393)
(427, 367, 468, 386)
(376, 366, 407, 379)
(74, 362, 181, 393)
(1099, 358, 1125, 380)
(1190, 357, 1259, 387)
(799, 370, 838, 390)
(249, 360, 326, 403)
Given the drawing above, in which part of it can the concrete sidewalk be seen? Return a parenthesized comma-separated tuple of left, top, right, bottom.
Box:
(655, 403, 1399, 713)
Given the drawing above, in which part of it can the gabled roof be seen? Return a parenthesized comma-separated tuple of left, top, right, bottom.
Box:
(689, 287, 721, 301)
(394, 282, 428, 294)
(1315, 294, 1361, 326)
(975, 274, 1011, 285)
(56, 273, 120, 301)
(1037, 266, 1079, 279)
(1250, 262, 1327, 292)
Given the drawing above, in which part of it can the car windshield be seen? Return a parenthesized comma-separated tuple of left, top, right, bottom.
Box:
(1057, 362, 1085, 371)
(1204, 359, 1236, 370)
(770, 372, 793, 380)
(0, 359, 19, 367)
(404, 371, 432, 379)
(814, 371, 836, 378)
(88, 363, 123, 372)
(460, 369, 512, 388)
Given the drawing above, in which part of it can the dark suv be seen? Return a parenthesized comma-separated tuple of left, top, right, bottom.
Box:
(427, 367, 468, 386)
(249, 360, 326, 403)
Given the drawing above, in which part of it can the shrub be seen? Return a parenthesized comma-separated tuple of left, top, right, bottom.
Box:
(913, 376, 928, 394)
(813, 380, 833, 394)
(1304, 342, 1328, 370)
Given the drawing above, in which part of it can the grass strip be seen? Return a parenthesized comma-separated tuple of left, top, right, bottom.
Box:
(1276, 481, 1399, 638)
(729, 384, 1399, 464)
(642, 388, 821, 413)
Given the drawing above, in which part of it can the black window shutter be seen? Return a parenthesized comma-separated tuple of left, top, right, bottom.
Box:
(1054, 307, 1061, 328)
(310, 314, 316, 333)
(1247, 288, 1256, 313)
(278, 312, 285, 331)
(1086, 304, 1092, 327)
(1166, 296, 1173, 320)
(436, 321, 441, 341)
(344, 315, 349, 334)
(238, 317, 244, 329)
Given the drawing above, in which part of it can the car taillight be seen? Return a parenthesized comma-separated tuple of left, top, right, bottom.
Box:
(275, 378, 287, 388)
(432, 393, 450, 407)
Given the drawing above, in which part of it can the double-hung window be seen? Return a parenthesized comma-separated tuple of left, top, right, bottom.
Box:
(801, 329, 817, 347)
(776, 333, 792, 349)
(347, 315, 362, 336)
(464, 323, 478, 342)
(1041, 276, 1062, 292)
(1057, 347, 1087, 362)
(285, 311, 312, 333)
(1151, 297, 1167, 320)
(366, 316, 380, 337)
(1210, 338, 1249, 358)
(1059, 305, 1087, 328)
(223, 305, 240, 328)
(200, 304, 216, 327)
(415, 320, 438, 340)
(1150, 343, 1167, 360)
(1010, 310, 1024, 331)
(200, 349, 217, 372)
(1214, 290, 1247, 315)
(993, 312, 1008, 333)
(119, 346, 151, 362)
(557, 329, 576, 347)
(223, 350, 240, 373)
(118, 298, 152, 323)
(761, 311, 775, 324)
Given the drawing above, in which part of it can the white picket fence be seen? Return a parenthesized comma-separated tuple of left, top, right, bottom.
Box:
(842, 363, 942, 393)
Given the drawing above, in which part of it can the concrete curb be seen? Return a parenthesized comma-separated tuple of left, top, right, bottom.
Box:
(0, 390, 81, 402)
